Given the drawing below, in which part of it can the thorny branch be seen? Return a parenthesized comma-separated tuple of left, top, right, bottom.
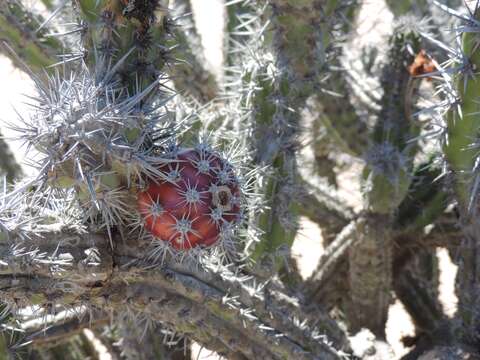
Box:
(0, 230, 349, 359)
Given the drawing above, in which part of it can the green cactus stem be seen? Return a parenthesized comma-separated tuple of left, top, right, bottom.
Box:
(0, 0, 62, 74)
(444, 31, 480, 209)
(443, 6, 480, 337)
(349, 27, 422, 336)
(74, 0, 172, 94)
(248, 0, 354, 275)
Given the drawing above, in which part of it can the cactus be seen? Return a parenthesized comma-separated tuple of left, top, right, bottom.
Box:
(439, 1, 480, 345)
(2, 0, 480, 359)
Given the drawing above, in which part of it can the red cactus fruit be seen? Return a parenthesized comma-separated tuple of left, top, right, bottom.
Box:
(137, 147, 242, 250)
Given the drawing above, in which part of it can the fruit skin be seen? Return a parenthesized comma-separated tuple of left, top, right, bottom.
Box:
(137, 147, 241, 250)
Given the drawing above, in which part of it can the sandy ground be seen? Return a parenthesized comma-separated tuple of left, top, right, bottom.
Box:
(0, 0, 459, 359)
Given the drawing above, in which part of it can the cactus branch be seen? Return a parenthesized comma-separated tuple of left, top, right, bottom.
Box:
(0, 0, 63, 74)
(0, 227, 349, 359)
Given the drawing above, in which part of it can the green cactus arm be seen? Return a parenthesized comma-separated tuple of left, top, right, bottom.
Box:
(247, 66, 297, 267)
(75, 0, 172, 92)
(252, 0, 360, 265)
(265, 0, 337, 95)
(250, 163, 298, 269)
(222, 2, 299, 273)
(442, 5, 480, 337)
(248, 0, 354, 273)
(348, 27, 422, 336)
(0, 1, 63, 74)
(363, 30, 421, 214)
(444, 29, 480, 209)
(267, 1, 365, 167)
(347, 214, 392, 337)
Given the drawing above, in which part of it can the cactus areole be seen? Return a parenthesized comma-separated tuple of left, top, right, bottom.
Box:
(137, 147, 242, 250)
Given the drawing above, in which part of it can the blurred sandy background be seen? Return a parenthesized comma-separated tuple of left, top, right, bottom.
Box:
(0, 0, 458, 358)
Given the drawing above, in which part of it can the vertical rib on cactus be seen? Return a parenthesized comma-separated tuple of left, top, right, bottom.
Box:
(349, 27, 421, 337)
(75, 0, 171, 93)
(248, 70, 299, 273)
(442, 3, 480, 339)
(247, 0, 351, 276)
(221, 1, 298, 274)
(305, 0, 367, 178)
(444, 13, 480, 209)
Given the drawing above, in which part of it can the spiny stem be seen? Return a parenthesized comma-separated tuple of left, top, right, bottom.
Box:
(0, 0, 63, 74)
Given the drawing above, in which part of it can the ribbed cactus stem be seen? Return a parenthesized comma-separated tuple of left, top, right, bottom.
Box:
(444, 5, 480, 336)
(247, 64, 298, 272)
(349, 27, 421, 336)
(445, 30, 480, 209)
(266, 0, 338, 94)
(363, 29, 421, 213)
(75, 0, 171, 93)
(249, 0, 348, 273)
(348, 214, 392, 337)
(223, 1, 300, 272)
